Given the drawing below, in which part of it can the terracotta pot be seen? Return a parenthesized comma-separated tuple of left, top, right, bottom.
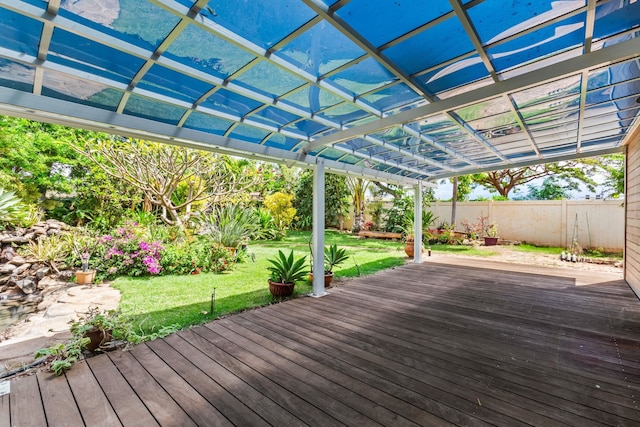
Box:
(84, 328, 113, 352)
(268, 280, 295, 297)
(484, 237, 499, 246)
(404, 241, 424, 257)
(75, 270, 96, 285)
(309, 272, 334, 288)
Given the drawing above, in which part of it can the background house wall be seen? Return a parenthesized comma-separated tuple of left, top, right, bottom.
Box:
(626, 134, 640, 297)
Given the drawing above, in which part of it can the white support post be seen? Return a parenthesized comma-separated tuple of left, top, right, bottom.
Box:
(414, 182, 423, 263)
(312, 160, 327, 297)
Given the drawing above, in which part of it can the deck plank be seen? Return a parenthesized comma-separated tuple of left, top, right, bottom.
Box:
(65, 360, 121, 427)
(145, 338, 270, 427)
(161, 332, 305, 426)
(0, 393, 10, 427)
(4, 258, 640, 426)
(85, 353, 158, 427)
(37, 371, 84, 427)
(108, 350, 197, 427)
(187, 326, 345, 427)
(9, 375, 47, 426)
(128, 344, 233, 427)
(209, 318, 416, 427)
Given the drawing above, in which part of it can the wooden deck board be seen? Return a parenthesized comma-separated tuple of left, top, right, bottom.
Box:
(144, 338, 270, 427)
(4, 258, 640, 426)
(0, 394, 10, 427)
(108, 350, 197, 427)
(65, 359, 121, 427)
(38, 372, 85, 427)
(9, 375, 47, 426)
(85, 352, 158, 427)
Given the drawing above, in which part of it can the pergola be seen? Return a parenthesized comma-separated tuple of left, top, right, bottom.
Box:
(0, 0, 639, 297)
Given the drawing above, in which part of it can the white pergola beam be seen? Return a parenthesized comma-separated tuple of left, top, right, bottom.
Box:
(0, 86, 419, 186)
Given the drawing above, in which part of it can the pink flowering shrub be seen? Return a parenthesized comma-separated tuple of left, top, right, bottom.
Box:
(94, 222, 164, 279)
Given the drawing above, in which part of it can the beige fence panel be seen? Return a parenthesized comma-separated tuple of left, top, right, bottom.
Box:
(428, 200, 624, 251)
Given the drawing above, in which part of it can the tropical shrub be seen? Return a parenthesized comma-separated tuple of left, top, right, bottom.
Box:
(21, 233, 70, 273)
(196, 205, 258, 248)
(93, 222, 164, 279)
(253, 208, 279, 240)
(263, 192, 296, 238)
(292, 171, 350, 230)
(0, 188, 30, 229)
(160, 238, 233, 275)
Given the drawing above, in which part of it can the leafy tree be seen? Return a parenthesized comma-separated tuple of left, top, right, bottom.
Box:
(520, 177, 576, 200)
(74, 138, 260, 227)
(470, 161, 599, 198)
(347, 177, 371, 232)
(263, 192, 296, 238)
(599, 154, 624, 197)
(449, 175, 475, 201)
(0, 116, 88, 205)
(256, 163, 298, 197)
(292, 171, 351, 230)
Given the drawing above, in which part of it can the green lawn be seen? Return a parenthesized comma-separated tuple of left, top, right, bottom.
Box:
(111, 234, 623, 334)
(111, 230, 407, 334)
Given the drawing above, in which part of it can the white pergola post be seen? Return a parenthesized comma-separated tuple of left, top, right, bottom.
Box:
(413, 182, 423, 263)
(312, 160, 327, 297)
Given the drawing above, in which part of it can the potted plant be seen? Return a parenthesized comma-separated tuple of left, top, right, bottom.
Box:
(71, 234, 97, 284)
(267, 250, 308, 297)
(35, 307, 141, 375)
(402, 214, 422, 258)
(483, 223, 499, 246)
(310, 244, 349, 288)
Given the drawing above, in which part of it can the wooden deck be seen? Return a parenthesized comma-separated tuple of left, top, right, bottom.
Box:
(3, 258, 640, 426)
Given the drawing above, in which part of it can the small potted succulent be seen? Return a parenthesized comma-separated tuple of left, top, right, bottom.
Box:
(321, 244, 349, 287)
(267, 250, 308, 297)
(72, 235, 96, 284)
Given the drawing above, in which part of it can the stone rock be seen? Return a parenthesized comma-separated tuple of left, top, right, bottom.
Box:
(9, 255, 27, 266)
(0, 275, 10, 286)
(44, 304, 77, 318)
(45, 220, 63, 229)
(1, 236, 28, 244)
(0, 264, 16, 274)
(0, 287, 22, 298)
(57, 270, 74, 280)
(34, 267, 51, 279)
(13, 263, 31, 275)
(1, 245, 15, 261)
(37, 299, 53, 311)
(36, 275, 59, 290)
(46, 228, 61, 236)
(31, 227, 47, 235)
(21, 233, 35, 241)
(16, 278, 36, 294)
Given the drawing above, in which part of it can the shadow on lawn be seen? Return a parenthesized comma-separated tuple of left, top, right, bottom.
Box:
(336, 257, 407, 278)
(128, 284, 313, 333)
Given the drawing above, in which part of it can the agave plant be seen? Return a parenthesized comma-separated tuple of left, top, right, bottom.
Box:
(197, 205, 258, 248)
(0, 188, 29, 229)
(324, 244, 349, 274)
(267, 250, 308, 284)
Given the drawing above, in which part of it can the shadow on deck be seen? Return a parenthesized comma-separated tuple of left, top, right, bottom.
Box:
(3, 258, 639, 426)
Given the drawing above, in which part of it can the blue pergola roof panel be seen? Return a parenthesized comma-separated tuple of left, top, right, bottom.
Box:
(0, 0, 637, 184)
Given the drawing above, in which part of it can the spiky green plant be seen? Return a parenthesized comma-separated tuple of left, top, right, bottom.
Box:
(267, 250, 308, 284)
(324, 244, 349, 273)
(0, 188, 29, 229)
